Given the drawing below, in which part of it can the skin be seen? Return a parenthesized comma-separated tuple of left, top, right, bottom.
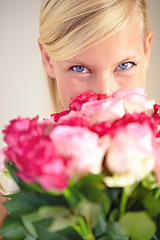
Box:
(0, 196, 7, 238)
(39, 20, 153, 109)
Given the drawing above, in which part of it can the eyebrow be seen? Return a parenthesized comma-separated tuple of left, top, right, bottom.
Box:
(116, 56, 140, 65)
(63, 55, 140, 68)
(63, 59, 94, 69)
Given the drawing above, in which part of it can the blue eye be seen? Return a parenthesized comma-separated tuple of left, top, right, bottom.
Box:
(70, 66, 89, 73)
(117, 62, 136, 70)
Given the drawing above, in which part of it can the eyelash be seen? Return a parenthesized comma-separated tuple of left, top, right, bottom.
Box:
(69, 65, 89, 73)
(69, 62, 137, 73)
(115, 62, 137, 71)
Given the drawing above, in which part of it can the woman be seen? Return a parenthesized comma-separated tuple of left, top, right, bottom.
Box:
(38, 0, 153, 112)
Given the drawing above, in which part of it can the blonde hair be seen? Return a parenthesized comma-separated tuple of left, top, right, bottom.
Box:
(39, 0, 150, 112)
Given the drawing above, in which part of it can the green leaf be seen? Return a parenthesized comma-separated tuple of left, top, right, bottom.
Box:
(38, 206, 71, 218)
(51, 227, 84, 240)
(77, 174, 103, 188)
(98, 193, 111, 216)
(4, 191, 48, 215)
(119, 211, 156, 240)
(0, 216, 27, 239)
(63, 187, 84, 208)
(34, 219, 83, 240)
(93, 211, 107, 237)
(38, 206, 79, 232)
(4, 190, 68, 216)
(76, 174, 104, 203)
(105, 187, 121, 202)
(142, 192, 160, 217)
(49, 216, 79, 233)
(126, 184, 150, 211)
(73, 199, 105, 232)
(142, 173, 158, 190)
(24, 234, 37, 240)
(105, 221, 129, 240)
(98, 236, 128, 240)
(21, 211, 44, 237)
(109, 208, 119, 221)
(96, 221, 128, 240)
(23, 182, 46, 194)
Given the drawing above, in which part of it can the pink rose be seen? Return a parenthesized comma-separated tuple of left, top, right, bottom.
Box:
(58, 110, 90, 128)
(153, 104, 160, 119)
(3, 117, 72, 191)
(6, 134, 71, 191)
(103, 122, 156, 187)
(153, 137, 160, 186)
(112, 88, 147, 100)
(17, 137, 71, 191)
(112, 88, 155, 116)
(152, 104, 160, 137)
(69, 91, 107, 111)
(91, 112, 157, 137)
(50, 125, 106, 177)
(81, 98, 125, 124)
(3, 117, 46, 168)
(51, 110, 70, 122)
(3, 116, 45, 149)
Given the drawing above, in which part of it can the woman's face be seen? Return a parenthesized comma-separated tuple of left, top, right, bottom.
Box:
(43, 20, 153, 109)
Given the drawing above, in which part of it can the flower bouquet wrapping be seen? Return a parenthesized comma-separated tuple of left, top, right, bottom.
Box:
(0, 88, 160, 240)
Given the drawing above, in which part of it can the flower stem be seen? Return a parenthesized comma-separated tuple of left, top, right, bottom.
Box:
(78, 216, 95, 240)
(86, 217, 95, 240)
(119, 188, 128, 218)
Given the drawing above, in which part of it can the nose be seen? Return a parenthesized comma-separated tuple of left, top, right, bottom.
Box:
(92, 72, 116, 96)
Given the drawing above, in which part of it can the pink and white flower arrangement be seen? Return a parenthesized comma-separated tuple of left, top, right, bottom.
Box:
(0, 88, 160, 240)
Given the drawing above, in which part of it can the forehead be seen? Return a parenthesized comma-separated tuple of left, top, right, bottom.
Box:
(64, 20, 144, 65)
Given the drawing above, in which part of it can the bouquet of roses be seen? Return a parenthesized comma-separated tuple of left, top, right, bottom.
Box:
(0, 88, 160, 240)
